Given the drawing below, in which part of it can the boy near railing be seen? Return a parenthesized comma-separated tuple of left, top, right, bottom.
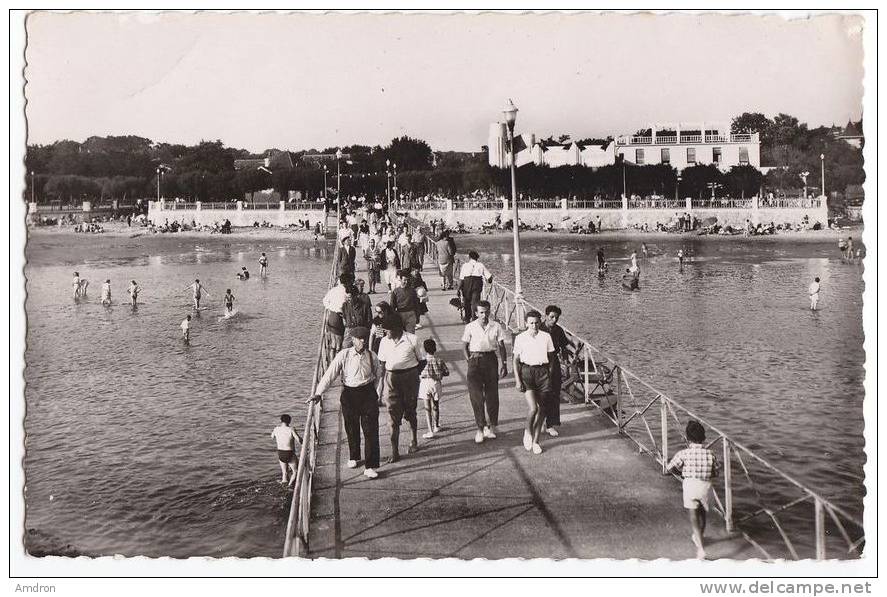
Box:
(667, 420, 720, 559)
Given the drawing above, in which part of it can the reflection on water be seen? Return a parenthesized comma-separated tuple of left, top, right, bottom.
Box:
(23, 232, 866, 557)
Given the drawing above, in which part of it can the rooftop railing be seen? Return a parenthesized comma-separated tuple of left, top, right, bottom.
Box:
(616, 133, 759, 146)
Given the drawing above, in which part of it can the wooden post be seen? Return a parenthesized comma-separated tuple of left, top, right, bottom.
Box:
(583, 348, 589, 404)
(660, 396, 668, 473)
(723, 438, 734, 533)
(615, 366, 624, 432)
(814, 498, 826, 560)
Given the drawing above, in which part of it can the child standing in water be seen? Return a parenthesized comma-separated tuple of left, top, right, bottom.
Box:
(181, 315, 191, 343)
(128, 280, 141, 307)
(185, 279, 208, 309)
(101, 279, 112, 306)
(259, 253, 268, 277)
(224, 289, 236, 316)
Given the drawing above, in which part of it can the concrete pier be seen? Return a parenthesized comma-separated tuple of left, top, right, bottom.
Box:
(305, 280, 762, 560)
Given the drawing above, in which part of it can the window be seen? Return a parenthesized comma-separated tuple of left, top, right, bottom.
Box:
(739, 146, 749, 165)
(635, 148, 645, 165)
(686, 148, 696, 164)
(661, 148, 670, 164)
(713, 147, 722, 164)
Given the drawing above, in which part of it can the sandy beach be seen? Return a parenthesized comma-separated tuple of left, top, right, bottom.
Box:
(25, 221, 864, 244)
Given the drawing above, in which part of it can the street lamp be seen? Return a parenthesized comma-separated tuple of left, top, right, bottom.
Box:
(502, 98, 524, 304)
(30, 171, 35, 204)
(800, 171, 809, 199)
(323, 165, 328, 205)
(385, 159, 392, 207)
(820, 153, 826, 199)
(155, 164, 171, 201)
(336, 149, 343, 222)
(393, 162, 398, 211)
(675, 174, 682, 202)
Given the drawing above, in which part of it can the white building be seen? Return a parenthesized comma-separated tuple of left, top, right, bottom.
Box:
(488, 121, 761, 171)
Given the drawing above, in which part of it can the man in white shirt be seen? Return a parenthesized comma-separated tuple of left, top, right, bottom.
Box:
(461, 300, 508, 444)
(377, 316, 426, 463)
(513, 310, 556, 454)
(310, 327, 381, 478)
(271, 414, 303, 484)
(457, 250, 493, 323)
(809, 277, 821, 311)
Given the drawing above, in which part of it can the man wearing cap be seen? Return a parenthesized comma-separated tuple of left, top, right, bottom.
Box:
(310, 326, 381, 479)
(461, 300, 508, 444)
(377, 315, 426, 463)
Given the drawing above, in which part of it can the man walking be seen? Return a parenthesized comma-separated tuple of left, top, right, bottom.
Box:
(310, 327, 381, 479)
(457, 250, 493, 324)
(435, 230, 456, 290)
(342, 283, 373, 348)
(377, 316, 425, 463)
(337, 236, 357, 277)
(389, 269, 420, 334)
(540, 305, 570, 437)
(461, 300, 508, 444)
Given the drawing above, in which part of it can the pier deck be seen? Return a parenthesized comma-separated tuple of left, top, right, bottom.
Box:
(306, 278, 760, 560)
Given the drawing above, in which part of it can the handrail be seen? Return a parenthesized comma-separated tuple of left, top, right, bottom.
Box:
(282, 245, 339, 557)
(477, 279, 863, 560)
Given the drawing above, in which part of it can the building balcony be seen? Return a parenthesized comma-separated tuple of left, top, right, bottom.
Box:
(616, 133, 758, 146)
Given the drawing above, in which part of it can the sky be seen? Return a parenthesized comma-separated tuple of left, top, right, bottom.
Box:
(24, 11, 865, 153)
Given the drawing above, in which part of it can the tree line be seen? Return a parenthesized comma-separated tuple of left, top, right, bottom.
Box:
(24, 111, 863, 204)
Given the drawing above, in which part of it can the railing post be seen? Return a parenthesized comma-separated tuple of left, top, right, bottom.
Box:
(814, 498, 826, 560)
(615, 366, 624, 432)
(723, 438, 734, 533)
(660, 396, 668, 473)
(583, 348, 589, 405)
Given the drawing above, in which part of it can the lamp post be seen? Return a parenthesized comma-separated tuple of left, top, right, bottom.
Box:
(503, 98, 524, 304)
(385, 159, 391, 207)
(800, 171, 809, 199)
(393, 162, 398, 212)
(30, 171, 35, 204)
(336, 149, 343, 222)
(156, 167, 162, 202)
(819, 153, 826, 199)
(323, 165, 328, 205)
(675, 174, 681, 202)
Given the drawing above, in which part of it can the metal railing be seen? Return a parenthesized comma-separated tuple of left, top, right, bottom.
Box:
(567, 199, 623, 210)
(477, 279, 864, 561)
(691, 198, 754, 209)
(516, 199, 561, 209)
(164, 202, 197, 210)
(284, 202, 326, 211)
(399, 200, 448, 211)
(199, 202, 238, 210)
(452, 200, 503, 210)
(242, 202, 279, 210)
(282, 249, 339, 557)
(628, 198, 685, 210)
(761, 197, 822, 209)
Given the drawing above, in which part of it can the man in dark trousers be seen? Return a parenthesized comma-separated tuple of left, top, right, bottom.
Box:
(540, 305, 571, 437)
(310, 327, 381, 479)
(337, 236, 357, 277)
(456, 250, 492, 324)
(435, 229, 456, 290)
(461, 300, 508, 444)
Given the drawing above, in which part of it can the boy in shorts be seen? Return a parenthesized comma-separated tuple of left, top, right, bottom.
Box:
(419, 338, 449, 438)
(271, 414, 303, 484)
(667, 420, 720, 559)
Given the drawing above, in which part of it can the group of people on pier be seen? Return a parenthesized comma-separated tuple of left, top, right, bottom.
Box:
(309, 216, 574, 479)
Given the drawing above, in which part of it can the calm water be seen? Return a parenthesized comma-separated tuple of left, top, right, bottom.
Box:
(23, 231, 866, 557)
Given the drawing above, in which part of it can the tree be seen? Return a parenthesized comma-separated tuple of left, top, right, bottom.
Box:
(724, 165, 763, 198)
(731, 112, 773, 141)
(679, 165, 724, 199)
(384, 136, 434, 171)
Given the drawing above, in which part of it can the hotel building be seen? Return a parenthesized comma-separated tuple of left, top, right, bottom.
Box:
(489, 121, 761, 171)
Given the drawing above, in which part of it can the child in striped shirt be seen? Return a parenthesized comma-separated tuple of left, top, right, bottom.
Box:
(419, 338, 449, 438)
